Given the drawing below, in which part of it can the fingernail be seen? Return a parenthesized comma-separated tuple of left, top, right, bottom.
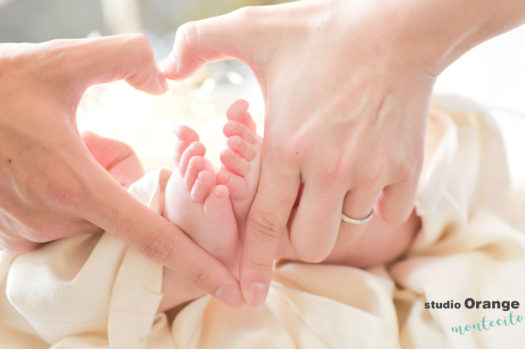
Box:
(215, 286, 244, 308)
(246, 282, 268, 307)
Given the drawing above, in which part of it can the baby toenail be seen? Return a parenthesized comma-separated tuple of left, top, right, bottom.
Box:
(215, 186, 228, 198)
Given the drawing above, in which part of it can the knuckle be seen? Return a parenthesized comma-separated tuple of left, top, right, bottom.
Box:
(245, 256, 273, 272)
(322, 157, 351, 184)
(234, 6, 260, 22)
(125, 33, 154, 64)
(247, 213, 283, 244)
(192, 268, 212, 287)
(177, 21, 199, 49)
(324, 165, 348, 184)
(141, 233, 174, 263)
(358, 163, 383, 187)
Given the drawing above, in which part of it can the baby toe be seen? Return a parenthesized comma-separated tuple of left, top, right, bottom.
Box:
(217, 170, 249, 201)
(203, 185, 231, 220)
(179, 141, 206, 176)
(185, 156, 206, 190)
(226, 100, 257, 132)
(220, 148, 251, 176)
(226, 99, 249, 120)
(174, 125, 199, 165)
(190, 169, 215, 203)
(227, 135, 257, 161)
(223, 120, 257, 145)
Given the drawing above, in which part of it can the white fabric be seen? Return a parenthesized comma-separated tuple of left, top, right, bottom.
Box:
(1, 97, 525, 348)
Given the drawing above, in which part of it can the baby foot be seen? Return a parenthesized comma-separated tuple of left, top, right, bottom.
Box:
(217, 100, 262, 232)
(163, 125, 239, 269)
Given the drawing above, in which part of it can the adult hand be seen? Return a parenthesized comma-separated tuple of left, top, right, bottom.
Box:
(0, 35, 243, 307)
(163, 0, 525, 306)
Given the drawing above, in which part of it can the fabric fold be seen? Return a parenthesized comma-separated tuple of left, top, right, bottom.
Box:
(1, 97, 524, 348)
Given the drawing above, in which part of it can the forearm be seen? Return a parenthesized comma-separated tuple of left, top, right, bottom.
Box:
(392, 0, 525, 75)
(329, 0, 525, 76)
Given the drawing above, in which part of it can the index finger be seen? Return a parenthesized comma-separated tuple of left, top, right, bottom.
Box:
(240, 146, 300, 307)
(82, 164, 244, 308)
(37, 35, 168, 99)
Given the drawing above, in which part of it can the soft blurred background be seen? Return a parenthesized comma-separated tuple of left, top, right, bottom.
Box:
(1, 0, 524, 181)
(0, 0, 286, 58)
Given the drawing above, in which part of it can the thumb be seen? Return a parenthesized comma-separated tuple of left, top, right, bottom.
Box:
(240, 145, 300, 307)
(162, 6, 270, 79)
(40, 34, 168, 98)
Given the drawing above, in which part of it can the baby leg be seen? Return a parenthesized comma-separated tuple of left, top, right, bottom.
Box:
(160, 126, 242, 311)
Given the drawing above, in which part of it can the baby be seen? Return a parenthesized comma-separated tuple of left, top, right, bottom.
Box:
(4, 96, 521, 348)
(157, 99, 421, 311)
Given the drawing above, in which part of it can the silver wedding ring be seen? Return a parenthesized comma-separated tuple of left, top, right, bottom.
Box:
(341, 209, 374, 225)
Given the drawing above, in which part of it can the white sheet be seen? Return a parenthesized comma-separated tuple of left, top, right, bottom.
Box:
(1, 96, 525, 348)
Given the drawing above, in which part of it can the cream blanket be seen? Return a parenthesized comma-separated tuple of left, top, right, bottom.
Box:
(1, 97, 525, 348)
